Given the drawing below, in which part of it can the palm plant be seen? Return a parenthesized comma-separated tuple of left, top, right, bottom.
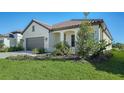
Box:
(83, 12, 90, 19)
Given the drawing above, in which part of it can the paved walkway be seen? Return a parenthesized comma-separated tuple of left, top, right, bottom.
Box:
(0, 51, 35, 59)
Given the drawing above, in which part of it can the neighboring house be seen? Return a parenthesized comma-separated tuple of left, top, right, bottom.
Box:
(22, 19, 113, 52)
(0, 35, 10, 47)
(10, 31, 23, 46)
(0, 31, 23, 47)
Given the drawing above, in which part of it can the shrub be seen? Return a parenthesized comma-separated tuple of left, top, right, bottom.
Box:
(0, 43, 8, 52)
(32, 48, 39, 54)
(53, 41, 71, 56)
(103, 50, 113, 59)
(91, 50, 113, 62)
(7, 47, 14, 52)
(8, 46, 24, 52)
(38, 48, 45, 54)
(16, 46, 24, 51)
(0, 47, 8, 52)
(0, 43, 4, 48)
(32, 48, 44, 54)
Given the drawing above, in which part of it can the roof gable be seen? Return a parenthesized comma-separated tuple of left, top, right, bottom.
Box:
(22, 19, 52, 34)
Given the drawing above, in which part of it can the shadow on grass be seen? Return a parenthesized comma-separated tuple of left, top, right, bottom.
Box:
(91, 51, 124, 77)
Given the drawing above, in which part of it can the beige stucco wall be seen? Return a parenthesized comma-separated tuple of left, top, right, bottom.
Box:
(102, 31, 112, 50)
(94, 25, 112, 50)
(53, 33, 60, 45)
(4, 38, 10, 47)
(0, 37, 10, 47)
(10, 38, 16, 47)
(13, 33, 23, 46)
(23, 22, 49, 51)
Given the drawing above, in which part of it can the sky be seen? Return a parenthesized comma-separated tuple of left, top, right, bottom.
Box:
(0, 12, 123, 43)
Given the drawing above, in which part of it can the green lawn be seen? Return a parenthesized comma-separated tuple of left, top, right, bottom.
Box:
(0, 51, 124, 80)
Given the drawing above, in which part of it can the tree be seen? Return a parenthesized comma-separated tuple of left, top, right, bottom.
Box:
(76, 20, 94, 58)
(76, 20, 111, 59)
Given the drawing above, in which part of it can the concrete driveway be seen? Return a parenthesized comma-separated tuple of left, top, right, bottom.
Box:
(0, 51, 35, 59)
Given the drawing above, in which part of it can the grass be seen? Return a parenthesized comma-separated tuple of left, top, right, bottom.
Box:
(0, 50, 124, 80)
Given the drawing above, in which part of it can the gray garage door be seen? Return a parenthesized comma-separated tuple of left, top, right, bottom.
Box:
(26, 37, 44, 50)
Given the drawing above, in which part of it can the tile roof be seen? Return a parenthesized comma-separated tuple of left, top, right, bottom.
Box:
(23, 19, 104, 32)
(52, 19, 103, 30)
(51, 19, 112, 40)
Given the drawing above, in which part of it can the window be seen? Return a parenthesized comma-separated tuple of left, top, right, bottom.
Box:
(64, 34, 66, 41)
(94, 30, 99, 41)
(32, 26, 35, 32)
(71, 35, 75, 47)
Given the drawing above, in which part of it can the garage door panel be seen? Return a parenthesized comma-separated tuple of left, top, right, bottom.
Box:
(26, 37, 44, 50)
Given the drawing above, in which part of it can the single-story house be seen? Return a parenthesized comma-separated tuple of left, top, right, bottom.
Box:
(22, 19, 113, 52)
(0, 31, 23, 47)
